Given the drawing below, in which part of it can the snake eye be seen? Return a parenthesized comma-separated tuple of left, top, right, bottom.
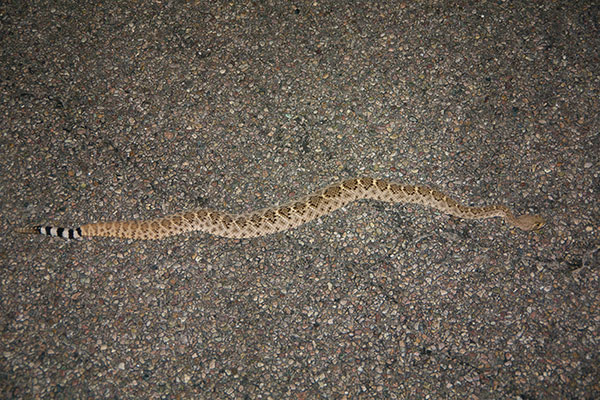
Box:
(533, 220, 545, 230)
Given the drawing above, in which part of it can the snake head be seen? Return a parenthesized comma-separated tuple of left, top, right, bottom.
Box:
(514, 214, 546, 231)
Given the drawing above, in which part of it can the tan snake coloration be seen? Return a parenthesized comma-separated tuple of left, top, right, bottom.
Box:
(17, 177, 545, 240)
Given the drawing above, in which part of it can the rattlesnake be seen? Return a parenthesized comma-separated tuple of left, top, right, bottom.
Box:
(17, 177, 545, 240)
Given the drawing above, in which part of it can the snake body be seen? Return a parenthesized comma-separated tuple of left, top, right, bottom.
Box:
(18, 177, 545, 240)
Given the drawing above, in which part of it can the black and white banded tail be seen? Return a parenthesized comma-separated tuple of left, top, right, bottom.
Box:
(17, 226, 83, 239)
